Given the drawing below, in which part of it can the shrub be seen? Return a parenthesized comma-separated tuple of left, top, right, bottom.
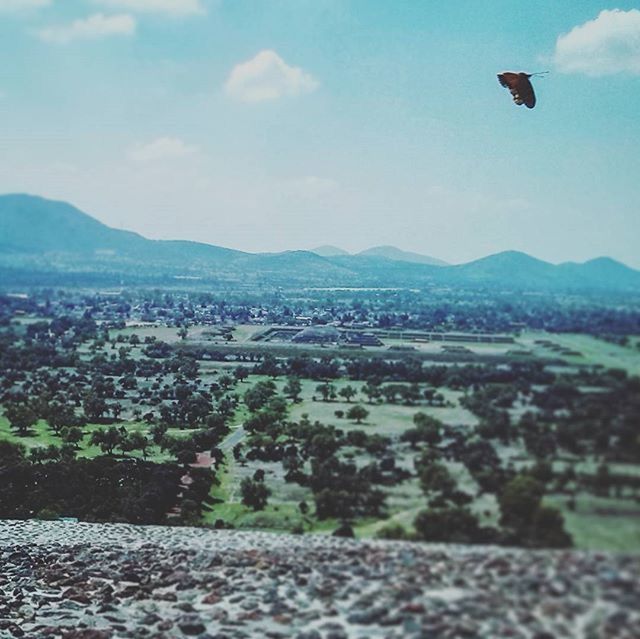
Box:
(376, 523, 410, 540)
(414, 506, 486, 544)
(332, 521, 355, 537)
(36, 507, 59, 521)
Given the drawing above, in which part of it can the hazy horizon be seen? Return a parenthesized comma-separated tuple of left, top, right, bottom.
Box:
(5, 190, 638, 269)
(1, 1, 639, 267)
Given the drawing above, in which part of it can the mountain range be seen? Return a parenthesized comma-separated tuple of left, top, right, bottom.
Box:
(1, 194, 639, 292)
(310, 245, 447, 266)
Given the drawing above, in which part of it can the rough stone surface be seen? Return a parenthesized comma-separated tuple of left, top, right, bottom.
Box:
(0, 520, 639, 638)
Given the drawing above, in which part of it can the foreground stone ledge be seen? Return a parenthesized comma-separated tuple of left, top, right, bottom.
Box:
(0, 520, 638, 639)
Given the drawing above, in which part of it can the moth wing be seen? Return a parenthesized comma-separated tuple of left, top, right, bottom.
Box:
(497, 72, 536, 109)
(517, 74, 536, 109)
(497, 72, 519, 90)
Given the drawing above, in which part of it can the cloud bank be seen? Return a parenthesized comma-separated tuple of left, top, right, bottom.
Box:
(36, 13, 136, 44)
(0, 0, 51, 11)
(128, 137, 199, 163)
(554, 8, 640, 75)
(225, 50, 319, 102)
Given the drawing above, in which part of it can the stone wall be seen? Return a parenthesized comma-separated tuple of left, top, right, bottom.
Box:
(0, 520, 638, 638)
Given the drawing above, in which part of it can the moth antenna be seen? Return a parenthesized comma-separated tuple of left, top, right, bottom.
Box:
(530, 71, 550, 78)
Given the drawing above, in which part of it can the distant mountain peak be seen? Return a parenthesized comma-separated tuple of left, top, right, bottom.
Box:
(584, 256, 626, 267)
(310, 245, 350, 257)
(466, 250, 550, 265)
(357, 245, 448, 266)
(0, 193, 240, 262)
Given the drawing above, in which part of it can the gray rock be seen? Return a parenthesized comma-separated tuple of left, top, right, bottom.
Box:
(178, 614, 207, 636)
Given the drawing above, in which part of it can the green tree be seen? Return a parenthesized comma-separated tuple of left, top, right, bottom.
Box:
(594, 463, 611, 496)
(400, 384, 421, 405)
(244, 380, 276, 411)
(530, 506, 572, 548)
(127, 432, 150, 458)
(234, 366, 250, 383)
(346, 405, 369, 424)
(60, 426, 84, 448)
(423, 387, 437, 405)
(498, 473, 571, 548)
(47, 402, 80, 435)
(240, 477, 271, 511)
(315, 382, 336, 402)
(176, 448, 197, 466)
(218, 374, 235, 390)
(120, 375, 138, 390)
(110, 402, 123, 422)
(381, 385, 398, 404)
(308, 432, 340, 459)
(149, 423, 168, 445)
(29, 447, 50, 465)
(0, 441, 26, 464)
(267, 396, 288, 418)
(4, 403, 37, 436)
(338, 385, 357, 403)
(83, 393, 108, 422)
(283, 378, 302, 402)
(419, 462, 456, 501)
(362, 382, 381, 404)
(499, 475, 544, 530)
(414, 507, 484, 543)
(413, 412, 443, 445)
(90, 427, 122, 455)
(400, 428, 422, 449)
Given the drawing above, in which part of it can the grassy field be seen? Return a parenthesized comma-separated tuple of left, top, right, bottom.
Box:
(547, 494, 640, 552)
(522, 331, 640, 375)
(202, 373, 481, 536)
(198, 371, 640, 551)
(0, 415, 182, 463)
(112, 325, 186, 344)
(112, 324, 262, 347)
(287, 379, 477, 435)
(382, 337, 518, 358)
(232, 324, 264, 343)
(202, 450, 311, 533)
(0, 417, 60, 450)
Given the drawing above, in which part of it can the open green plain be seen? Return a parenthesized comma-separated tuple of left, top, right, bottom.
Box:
(3, 322, 640, 552)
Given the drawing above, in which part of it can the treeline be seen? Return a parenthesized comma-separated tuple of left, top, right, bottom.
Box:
(4, 287, 640, 335)
(460, 373, 640, 463)
(250, 354, 555, 387)
(0, 442, 214, 524)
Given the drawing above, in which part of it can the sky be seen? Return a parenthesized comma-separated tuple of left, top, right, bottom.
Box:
(1, 0, 639, 267)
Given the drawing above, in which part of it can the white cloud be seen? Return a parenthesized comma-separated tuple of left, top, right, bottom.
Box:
(93, 0, 205, 17)
(554, 9, 640, 75)
(224, 50, 319, 102)
(35, 13, 136, 44)
(128, 137, 199, 162)
(0, 0, 51, 11)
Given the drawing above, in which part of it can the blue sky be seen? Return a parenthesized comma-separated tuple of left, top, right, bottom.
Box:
(1, 1, 639, 266)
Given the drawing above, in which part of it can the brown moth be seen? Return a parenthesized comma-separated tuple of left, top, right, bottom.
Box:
(497, 72, 536, 109)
